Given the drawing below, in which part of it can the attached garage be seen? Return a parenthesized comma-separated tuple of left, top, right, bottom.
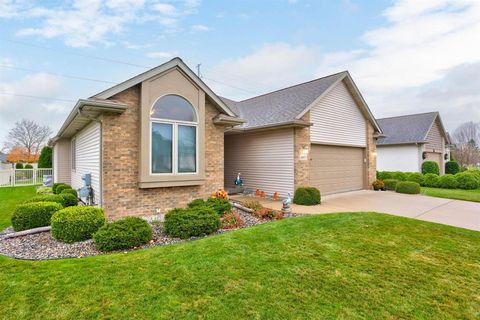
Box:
(310, 144, 365, 194)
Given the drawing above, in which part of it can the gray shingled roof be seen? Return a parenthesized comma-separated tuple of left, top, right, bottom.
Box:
(376, 112, 439, 145)
(220, 72, 347, 128)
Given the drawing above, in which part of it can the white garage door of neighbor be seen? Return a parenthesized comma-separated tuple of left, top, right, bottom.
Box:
(310, 144, 365, 195)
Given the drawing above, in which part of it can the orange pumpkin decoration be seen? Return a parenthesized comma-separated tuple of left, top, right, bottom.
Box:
(261, 191, 266, 198)
(273, 192, 278, 201)
(255, 189, 260, 197)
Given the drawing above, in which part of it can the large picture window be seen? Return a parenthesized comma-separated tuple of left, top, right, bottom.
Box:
(150, 95, 197, 174)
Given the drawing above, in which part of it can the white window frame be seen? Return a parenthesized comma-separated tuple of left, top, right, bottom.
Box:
(71, 138, 76, 171)
(149, 95, 199, 176)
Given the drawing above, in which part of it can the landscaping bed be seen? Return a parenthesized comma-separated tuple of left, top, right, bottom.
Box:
(0, 205, 299, 260)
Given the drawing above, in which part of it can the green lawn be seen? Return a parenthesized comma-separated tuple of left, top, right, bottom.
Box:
(0, 187, 479, 319)
(422, 187, 480, 203)
(0, 186, 36, 230)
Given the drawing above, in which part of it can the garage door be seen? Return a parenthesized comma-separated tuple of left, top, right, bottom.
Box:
(310, 145, 365, 194)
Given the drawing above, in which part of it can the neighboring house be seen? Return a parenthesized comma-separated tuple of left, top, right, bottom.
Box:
(51, 58, 382, 219)
(0, 152, 12, 170)
(376, 112, 449, 174)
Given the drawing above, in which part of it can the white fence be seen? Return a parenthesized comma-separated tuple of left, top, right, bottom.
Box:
(0, 168, 53, 187)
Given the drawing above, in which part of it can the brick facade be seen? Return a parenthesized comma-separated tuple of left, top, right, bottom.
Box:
(293, 112, 311, 189)
(366, 122, 377, 188)
(101, 85, 225, 219)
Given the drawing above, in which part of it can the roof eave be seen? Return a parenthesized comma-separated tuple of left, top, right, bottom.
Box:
(228, 120, 312, 134)
(377, 141, 427, 146)
(213, 114, 245, 126)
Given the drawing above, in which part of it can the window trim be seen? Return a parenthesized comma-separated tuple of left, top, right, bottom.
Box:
(149, 94, 199, 176)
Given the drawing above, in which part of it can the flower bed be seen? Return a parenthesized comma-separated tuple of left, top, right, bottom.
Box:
(0, 204, 301, 260)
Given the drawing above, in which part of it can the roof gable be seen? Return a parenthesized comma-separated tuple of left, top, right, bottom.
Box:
(377, 112, 447, 145)
(93, 57, 236, 117)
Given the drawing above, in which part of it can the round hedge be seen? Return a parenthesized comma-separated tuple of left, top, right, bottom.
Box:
(422, 161, 440, 175)
(24, 164, 33, 169)
(395, 181, 421, 194)
(11, 201, 63, 231)
(390, 171, 407, 181)
(445, 161, 460, 175)
(59, 193, 78, 207)
(164, 207, 220, 239)
(36, 186, 53, 195)
(376, 171, 392, 180)
(422, 173, 439, 187)
(206, 197, 232, 215)
(15, 163, 24, 169)
(51, 206, 105, 243)
(437, 174, 458, 189)
(52, 183, 65, 194)
(61, 188, 78, 198)
(406, 172, 424, 185)
(93, 217, 153, 251)
(293, 187, 321, 205)
(455, 172, 479, 190)
(26, 194, 65, 206)
(383, 179, 398, 191)
(187, 198, 206, 208)
(55, 184, 72, 194)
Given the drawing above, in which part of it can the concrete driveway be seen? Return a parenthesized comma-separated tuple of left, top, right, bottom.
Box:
(232, 191, 480, 231)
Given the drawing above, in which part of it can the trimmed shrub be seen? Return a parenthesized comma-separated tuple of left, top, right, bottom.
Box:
(437, 174, 458, 189)
(455, 172, 479, 190)
(383, 179, 398, 191)
(15, 163, 24, 169)
(93, 217, 153, 251)
(24, 164, 33, 169)
(187, 198, 206, 208)
(445, 161, 460, 175)
(206, 197, 232, 215)
(372, 180, 385, 191)
(11, 201, 63, 231)
(56, 184, 72, 194)
(61, 188, 78, 198)
(38, 146, 52, 168)
(52, 183, 64, 194)
(51, 206, 105, 243)
(164, 207, 220, 239)
(465, 169, 480, 184)
(422, 173, 439, 187)
(422, 161, 440, 175)
(59, 193, 78, 207)
(377, 171, 389, 180)
(406, 172, 424, 185)
(293, 187, 321, 205)
(26, 194, 65, 206)
(391, 171, 408, 181)
(36, 186, 53, 195)
(395, 181, 421, 194)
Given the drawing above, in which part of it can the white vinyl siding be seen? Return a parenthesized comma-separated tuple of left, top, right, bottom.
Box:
(224, 129, 294, 197)
(377, 145, 422, 172)
(425, 119, 444, 152)
(310, 80, 367, 147)
(71, 122, 101, 205)
(53, 139, 71, 184)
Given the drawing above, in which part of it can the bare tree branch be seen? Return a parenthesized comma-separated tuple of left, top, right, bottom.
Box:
(452, 121, 480, 167)
(4, 119, 53, 159)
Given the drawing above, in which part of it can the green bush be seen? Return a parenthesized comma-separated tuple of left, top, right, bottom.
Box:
(11, 201, 63, 231)
(206, 197, 232, 215)
(422, 161, 440, 175)
(406, 172, 424, 185)
(56, 184, 72, 194)
(293, 187, 321, 205)
(37, 186, 53, 194)
(437, 174, 458, 189)
(422, 173, 439, 187)
(26, 194, 65, 206)
(383, 179, 398, 191)
(395, 181, 421, 194)
(376, 171, 392, 180)
(445, 161, 460, 175)
(59, 193, 78, 207)
(53, 183, 67, 194)
(38, 146, 52, 168)
(51, 206, 105, 243)
(455, 172, 479, 190)
(15, 163, 24, 169)
(164, 207, 220, 239)
(187, 198, 206, 208)
(24, 164, 33, 169)
(390, 171, 407, 181)
(93, 217, 153, 251)
(465, 169, 480, 184)
(61, 188, 78, 198)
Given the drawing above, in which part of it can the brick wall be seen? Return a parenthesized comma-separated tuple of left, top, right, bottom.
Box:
(293, 112, 311, 189)
(101, 85, 225, 219)
(366, 122, 377, 188)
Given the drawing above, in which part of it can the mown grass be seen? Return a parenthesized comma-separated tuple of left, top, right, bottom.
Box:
(0, 186, 36, 230)
(422, 187, 480, 203)
(0, 211, 479, 319)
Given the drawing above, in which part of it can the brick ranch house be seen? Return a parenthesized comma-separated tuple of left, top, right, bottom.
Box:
(51, 58, 382, 219)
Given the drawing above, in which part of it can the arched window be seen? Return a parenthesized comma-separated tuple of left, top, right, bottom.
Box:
(150, 95, 197, 174)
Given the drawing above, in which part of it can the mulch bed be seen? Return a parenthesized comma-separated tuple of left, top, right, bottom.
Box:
(0, 207, 302, 261)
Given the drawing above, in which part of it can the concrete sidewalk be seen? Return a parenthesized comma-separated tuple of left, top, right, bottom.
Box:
(231, 190, 480, 231)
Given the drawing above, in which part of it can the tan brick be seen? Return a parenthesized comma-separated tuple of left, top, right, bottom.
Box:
(293, 112, 311, 189)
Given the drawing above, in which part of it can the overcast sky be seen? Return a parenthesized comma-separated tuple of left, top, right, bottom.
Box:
(1, 0, 480, 147)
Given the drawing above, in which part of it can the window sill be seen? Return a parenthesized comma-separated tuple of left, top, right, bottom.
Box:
(138, 178, 205, 188)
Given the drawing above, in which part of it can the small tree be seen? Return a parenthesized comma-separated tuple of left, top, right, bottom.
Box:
(3, 119, 52, 161)
(38, 146, 53, 168)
